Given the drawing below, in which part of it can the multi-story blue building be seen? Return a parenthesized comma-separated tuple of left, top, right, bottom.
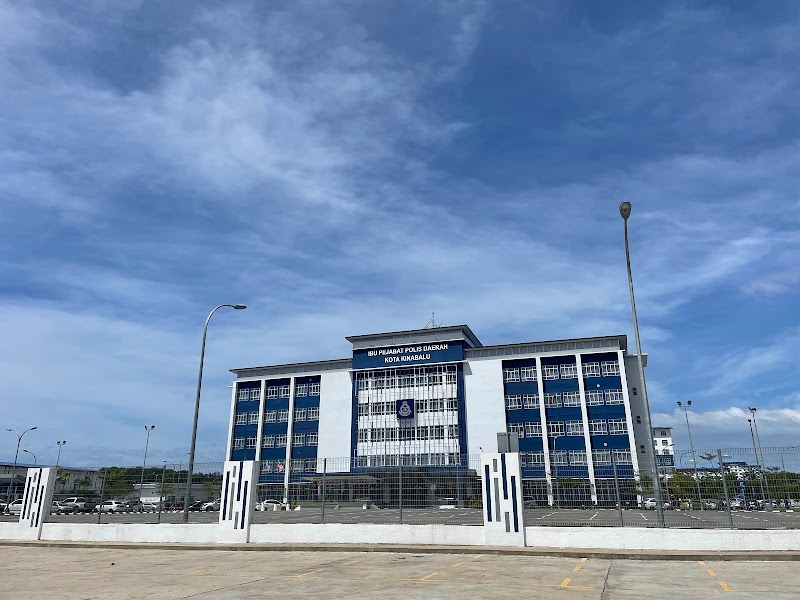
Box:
(227, 325, 655, 506)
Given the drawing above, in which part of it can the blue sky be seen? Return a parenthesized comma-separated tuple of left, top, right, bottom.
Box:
(2, 1, 799, 467)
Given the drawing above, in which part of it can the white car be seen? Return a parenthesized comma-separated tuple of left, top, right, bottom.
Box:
(97, 501, 129, 513)
(255, 499, 287, 511)
(201, 499, 221, 512)
(642, 498, 657, 510)
(7, 499, 24, 515)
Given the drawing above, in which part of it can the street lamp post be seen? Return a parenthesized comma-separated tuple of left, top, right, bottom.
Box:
(676, 401, 703, 511)
(56, 440, 67, 467)
(22, 449, 37, 467)
(619, 202, 664, 526)
(5, 426, 37, 510)
(749, 408, 772, 502)
(139, 426, 156, 511)
(747, 418, 766, 504)
(182, 304, 247, 524)
(176, 452, 191, 504)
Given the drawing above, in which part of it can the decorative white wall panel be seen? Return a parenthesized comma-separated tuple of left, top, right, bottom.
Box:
(218, 460, 257, 543)
(17, 467, 56, 540)
(317, 371, 353, 469)
(463, 359, 506, 455)
(481, 453, 526, 546)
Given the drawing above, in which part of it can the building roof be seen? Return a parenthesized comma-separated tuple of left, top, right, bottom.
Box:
(345, 324, 483, 349)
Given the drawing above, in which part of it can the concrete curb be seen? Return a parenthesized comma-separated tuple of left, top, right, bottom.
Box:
(1, 539, 798, 561)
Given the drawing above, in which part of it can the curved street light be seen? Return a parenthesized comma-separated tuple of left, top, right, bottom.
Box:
(676, 401, 703, 510)
(22, 449, 37, 467)
(5, 426, 37, 510)
(139, 426, 156, 510)
(56, 440, 67, 467)
(619, 202, 664, 526)
(183, 304, 247, 523)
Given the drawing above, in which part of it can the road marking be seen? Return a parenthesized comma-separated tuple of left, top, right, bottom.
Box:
(284, 569, 322, 579)
(450, 562, 464, 568)
(589, 512, 598, 520)
(580, 557, 588, 562)
(560, 578, 572, 587)
(397, 572, 447, 583)
(697, 561, 706, 566)
(719, 582, 733, 591)
(572, 566, 581, 573)
(342, 559, 360, 565)
(706, 569, 717, 577)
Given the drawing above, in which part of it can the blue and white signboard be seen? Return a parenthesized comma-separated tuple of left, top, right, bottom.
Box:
(353, 341, 464, 369)
(396, 399, 415, 419)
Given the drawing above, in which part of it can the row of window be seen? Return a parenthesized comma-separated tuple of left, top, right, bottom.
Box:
(357, 398, 458, 416)
(357, 425, 459, 443)
(260, 458, 318, 473)
(355, 453, 460, 467)
(503, 361, 620, 383)
(237, 382, 321, 402)
(235, 407, 321, 425)
(519, 449, 633, 467)
(233, 431, 320, 450)
(504, 389, 624, 410)
(507, 418, 629, 438)
(356, 366, 458, 391)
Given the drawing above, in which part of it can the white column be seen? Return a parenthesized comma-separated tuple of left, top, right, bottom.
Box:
(224, 382, 238, 459)
(254, 380, 266, 463)
(535, 356, 554, 506)
(617, 350, 641, 474)
(575, 354, 598, 504)
(283, 377, 296, 504)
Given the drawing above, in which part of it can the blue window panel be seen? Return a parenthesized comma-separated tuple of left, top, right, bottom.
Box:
(556, 466, 589, 478)
(505, 409, 530, 424)
(233, 424, 258, 435)
(293, 396, 320, 409)
(589, 434, 630, 449)
(259, 473, 284, 484)
(503, 381, 539, 395)
(260, 448, 286, 459)
(586, 406, 627, 419)
(291, 421, 319, 433)
(519, 437, 544, 451)
(544, 407, 583, 420)
(231, 448, 255, 461)
(593, 465, 636, 479)
(521, 466, 546, 478)
(549, 436, 586, 451)
(261, 422, 289, 434)
(291, 447, 317, 460)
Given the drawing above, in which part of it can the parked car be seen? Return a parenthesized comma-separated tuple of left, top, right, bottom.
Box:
(702, 499, 719, 510)
(642, 497, 658, 510)
(728, 498, 742, 509)
(61, 497, 96, 513)
(97, 501, 129, 513)
(255, 499, 287, 511)
(51, 501, 72, 515)
(202, 499, 221, 512)
(7, 499, 24, 515)
(188, 500, 206, 511)
(165, 502, 184, 511)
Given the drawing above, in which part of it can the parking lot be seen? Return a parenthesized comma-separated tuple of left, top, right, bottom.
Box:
(1, 545, 799, 599)
(3, 507, 800, 528)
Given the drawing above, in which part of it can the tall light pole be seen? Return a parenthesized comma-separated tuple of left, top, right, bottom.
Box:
(749, 408, 771, 502)
(139, 426, 156, 510)
(5, 426, 37, 510)
(56, 440, 67, 467)
(176, 452, 191, 504)
(676, 401, 703, 510)
(22, 449, 37, 467)
(747, 418, 766, 503)
(619, 201, 664, 526)
(183, 303, 247, 523)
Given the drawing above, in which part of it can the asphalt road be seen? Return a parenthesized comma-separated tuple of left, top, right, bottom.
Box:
(3, 545, 800, 599)
(3, 507, 800, 528)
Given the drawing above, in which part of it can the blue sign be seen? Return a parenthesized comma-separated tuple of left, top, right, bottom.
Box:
(396, 399, 415, 419)
(353, 341, 464, 369)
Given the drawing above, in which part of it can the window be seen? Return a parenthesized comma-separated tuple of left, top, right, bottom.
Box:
(295, 384, 308, 397)
(521, 366, 537, 381)
(548, 422, 565, 437)
(429, 399, 445, 411)
(614, 449, 632, 464)
(416, 425, 429, 439)
(566, 421, 584, 436)
(601, 361, 620, 377)
(307, 432, 319, 446)
(248, 412, 259, 424)
(562, 392, 581, 407)
(293, 433, 305, 446)
(306, 458, 317, 472)
(505, 395, 522, 410)
(507, 423, 524, 437)
(291, 459, 304, 471)
(592, 450, 611, 465)
(278, 410, 290, 422)
(308, 407, 320, 421)
(237, 389, 249, 402)
(446, 399, 458, 411)
(358, 404, 369, 417)
(445, 372, 456, 385)
(582, 362, 600, 377)
(524, 452, 545, 465)
(503, 368, 520, 382)
(233, 437, 244, 449)
(249, 388, 261, 401)
(661, 439, 668, 446)
(264, 410, 277, 423)
(309, 382, 321, 396)
(545, 393, 561, 408)
(246, 436, 257, 449)
(262, 435, 275, 448)
(551, 451, 567, 465)
(589, 420, 607, 435)
(294, 408, 306, 422)
(569, 450, 587, 465)
(448, 425, 459, 439)
(432, 425, 445, 439)
(523, 394, 538, 409)
(399, 427, 414, 441)
(358, 429, 368, 443)
(235, 413, 247, 425)
(279, 385, 290, 398)
(276, 435, 287, 447)
(560, 364, 578, 379)
(542, 365, 560, 380)
(585, 391, 604, 405)
(605, 390, 624, 404)
(525, 422, 542, 437)
(266, 386, 278, 399)
(372, 428, 386, 442)
(608, 419, 628, 435)
(386, 428, 398, 441)
(370, 402, 384, 415)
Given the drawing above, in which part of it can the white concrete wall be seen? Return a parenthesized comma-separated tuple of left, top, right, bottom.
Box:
(40, 523, 219, 544)
(525, 526, 800, 551)
(317, 370, 354, 468)
(463, 358, 506, 455)
(250, 523, 484, 546)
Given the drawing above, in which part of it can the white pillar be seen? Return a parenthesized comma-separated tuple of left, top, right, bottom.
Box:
(618, 350, 641, 475)
(224, 382, 238, 460)
(254, 380, 266, 463)
(283, 376, 296, 504)
(575, 354, 598, 504)
(535, 356, 554, 506)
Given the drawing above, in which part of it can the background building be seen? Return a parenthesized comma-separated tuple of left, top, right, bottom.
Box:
(227, 325, 655, 507)
(653, 426, 675, 469)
